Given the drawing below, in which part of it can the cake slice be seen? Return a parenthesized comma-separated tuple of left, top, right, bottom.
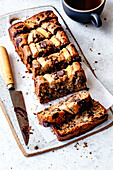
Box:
(37, 91, 92, 127)
(52, 100, 108, 141)
(34, 62, 87, 104)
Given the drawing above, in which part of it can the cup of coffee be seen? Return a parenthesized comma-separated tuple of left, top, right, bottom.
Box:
(61, 0, 106, 27)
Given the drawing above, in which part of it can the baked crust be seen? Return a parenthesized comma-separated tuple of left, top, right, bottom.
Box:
(52, 100, 108, 141)
(25, 10, 58, 26)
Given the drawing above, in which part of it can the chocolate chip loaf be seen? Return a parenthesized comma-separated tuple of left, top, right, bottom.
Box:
(8, 10, 70, 72)
(52, 100, 108, 141)
(37, 91, 92, 127)
(34, 62, 87, 104)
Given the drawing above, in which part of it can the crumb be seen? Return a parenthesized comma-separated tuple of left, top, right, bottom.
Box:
(98, 52, 101, 55)
(52, 150, 54, 152)
(18, 72, 20, 74)
(30, 132, 33, 134)
(25, 71, 28, 73)
(80, 156, 82, 157)
(86, 156, 88, 158)
(34, 146, 39, 150)
(33, 113, 36, 115)
(26, 92, 28, 95)
(49, 104, 52, 106)
(89, 152, 92, 154)
(83, 142, 88, 148)
(74, 142, 79, 150)
(27, 146, 29, 149)
(90, 48, 93, 51)
(27, 76, 29, 78)
(95, 61, 98, 63)
(17, 59, 19, 62)
(93, 38, 95, 41)
(22, 76, 25, 78)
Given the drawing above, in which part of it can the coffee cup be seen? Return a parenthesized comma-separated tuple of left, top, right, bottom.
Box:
(61, 0, 106, 27)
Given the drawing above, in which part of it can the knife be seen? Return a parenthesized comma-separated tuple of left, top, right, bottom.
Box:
(0, 46, 29, 145)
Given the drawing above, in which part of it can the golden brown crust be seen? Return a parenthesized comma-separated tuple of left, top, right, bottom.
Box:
(8, 22, 30, 40)
(25, 10, 58, 26)
(52, 101, 108, 141)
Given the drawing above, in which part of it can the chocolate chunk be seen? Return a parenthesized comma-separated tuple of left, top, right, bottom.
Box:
(23, 26, 29, 33)
(44, 108, 49, 111)
(40, 14, 44, 17)
(39, 41, 47, 48)
(57, 70, 65, 77)
(43, 121, 50, 127)
(52, 113, 59, 119)
(15, 24, 24, 29)
(27, 55, 32, 64)
(37, 17, 40, 21)
(45, 11, 51, 16)
(16, 38, 22, 49)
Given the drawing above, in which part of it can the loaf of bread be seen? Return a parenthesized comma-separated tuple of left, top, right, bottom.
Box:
(52, 100, 108, 141)
(37, 91, 92, 127)
(34, 62, 87, 104)
(8, 10, 108, 141)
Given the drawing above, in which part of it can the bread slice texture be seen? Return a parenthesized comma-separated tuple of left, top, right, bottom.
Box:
(37, 91, 92, 127)
(52, 100, 108, 141)
(34, 62, 87, 104)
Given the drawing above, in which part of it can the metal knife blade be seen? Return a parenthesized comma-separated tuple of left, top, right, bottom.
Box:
(0, 46, 29, 145)
(10, 90, 29, 145)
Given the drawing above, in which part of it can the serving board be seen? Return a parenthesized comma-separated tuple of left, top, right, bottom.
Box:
(0, 6, 113, 157)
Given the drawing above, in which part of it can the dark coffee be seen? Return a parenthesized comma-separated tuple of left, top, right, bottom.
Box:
(65, 0, 101, 10)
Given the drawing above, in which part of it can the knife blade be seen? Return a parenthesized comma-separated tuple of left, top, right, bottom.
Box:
(0, 46, 29, 145)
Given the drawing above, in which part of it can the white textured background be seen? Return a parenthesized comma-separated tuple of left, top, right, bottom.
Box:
(0, 0, 113, 170)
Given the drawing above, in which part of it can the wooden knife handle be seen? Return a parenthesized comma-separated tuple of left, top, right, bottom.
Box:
(0, 46, 14, 88)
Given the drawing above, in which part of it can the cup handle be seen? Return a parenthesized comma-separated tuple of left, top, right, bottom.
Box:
(90, 13, 102, 27)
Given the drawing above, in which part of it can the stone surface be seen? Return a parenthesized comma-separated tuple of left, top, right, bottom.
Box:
(0, 0, 113, 170)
